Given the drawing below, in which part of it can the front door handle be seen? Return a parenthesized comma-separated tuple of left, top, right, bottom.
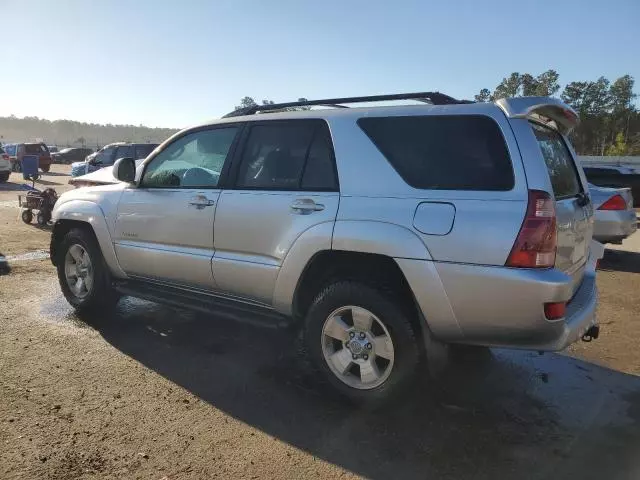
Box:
(290, 199, 325, 214)
(189, 195, 215, 209)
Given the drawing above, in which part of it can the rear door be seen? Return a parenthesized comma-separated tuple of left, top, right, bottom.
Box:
(531, 122, 592, 282)
(213, 120, 340, 305)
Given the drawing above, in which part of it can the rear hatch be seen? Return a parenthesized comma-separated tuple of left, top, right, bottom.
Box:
(531, 121, 592, 291)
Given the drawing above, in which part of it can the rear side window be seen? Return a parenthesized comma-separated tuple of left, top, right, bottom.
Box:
(531, 122, 582, 199)
(236, 121, 338, 191)
(134, 144, 155, 159)
(114, 145, 133, 162)
(358, 115, 514, 191)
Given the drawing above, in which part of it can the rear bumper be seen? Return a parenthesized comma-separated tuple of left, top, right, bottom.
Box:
(593, 209, 637, 243)
(398, 241, 604, 352)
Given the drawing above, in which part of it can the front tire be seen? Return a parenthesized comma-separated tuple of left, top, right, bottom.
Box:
(56, 228, 118, 312)
(36, 211, 50, 226)
(303, 281, 421, 405)
(21, 210, 33, 224)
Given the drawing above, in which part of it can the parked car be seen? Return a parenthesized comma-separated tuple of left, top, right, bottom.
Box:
(6, 143, 52, 173)
(70, 143, 158, 177)
(589, 183, 637, 244)
(583, 165, 640, 207)
(50, 94, 602, 404)
(0, 145, 11, 182)
(52, 147, 94, 164)
(68, 159, 145, 188)
(3, 143, 17, 166)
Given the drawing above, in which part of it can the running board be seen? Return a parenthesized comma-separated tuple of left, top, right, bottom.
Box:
(113, 279, 294, 329)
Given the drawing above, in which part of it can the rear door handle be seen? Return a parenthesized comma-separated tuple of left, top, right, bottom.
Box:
(189, 195, 215, 209)
(290, 199, 325, 214)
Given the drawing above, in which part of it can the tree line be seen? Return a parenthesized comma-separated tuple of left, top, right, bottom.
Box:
(0, 115, 178, 149)
(475, 70, 639, 155)
(237, 71, 639, 156)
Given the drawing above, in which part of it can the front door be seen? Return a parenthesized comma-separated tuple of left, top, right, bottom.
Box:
(114, 125, 241, 290)
(213, 120, 340, 304)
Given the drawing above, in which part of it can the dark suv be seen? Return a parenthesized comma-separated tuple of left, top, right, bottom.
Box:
(70, 143, 158, 177)
(51, 147, 94, 165)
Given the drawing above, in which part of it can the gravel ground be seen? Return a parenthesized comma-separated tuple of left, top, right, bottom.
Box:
(2, 167, 640, 479)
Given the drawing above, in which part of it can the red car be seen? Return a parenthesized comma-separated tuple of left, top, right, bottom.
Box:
(6, 142, 53, 173)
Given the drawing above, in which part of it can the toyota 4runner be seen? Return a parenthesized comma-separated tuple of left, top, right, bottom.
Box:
(50, 93, 603, 403)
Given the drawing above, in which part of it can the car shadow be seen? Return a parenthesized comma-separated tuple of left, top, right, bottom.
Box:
(44, 296, 640, 480)
(601, 249, 640, 274)
(34, 178, 61, 186)
(0, 181, 34, 192)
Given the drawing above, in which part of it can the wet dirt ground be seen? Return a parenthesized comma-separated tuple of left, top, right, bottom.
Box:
(2, 167, 640, 479)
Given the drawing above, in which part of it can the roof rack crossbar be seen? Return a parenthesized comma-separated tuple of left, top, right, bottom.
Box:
(224, 92, 472, 117)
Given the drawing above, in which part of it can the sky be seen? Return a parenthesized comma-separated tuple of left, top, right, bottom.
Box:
(1, 0, 639, 128)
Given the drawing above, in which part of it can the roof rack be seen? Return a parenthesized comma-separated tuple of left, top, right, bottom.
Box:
(223, 92, 473, 118)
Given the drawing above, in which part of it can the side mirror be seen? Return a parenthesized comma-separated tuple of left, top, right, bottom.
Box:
(113, 157, 136, 183)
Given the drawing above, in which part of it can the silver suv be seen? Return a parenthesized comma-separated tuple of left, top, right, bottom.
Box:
(50, 93, 602, 403)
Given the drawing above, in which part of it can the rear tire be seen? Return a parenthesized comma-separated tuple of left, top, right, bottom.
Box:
(303, 281, 421, 405)
(0, 172, 9, 183)
(56, 227, 119, 313)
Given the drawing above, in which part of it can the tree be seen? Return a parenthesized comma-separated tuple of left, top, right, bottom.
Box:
(474, 88, 491, 103)
(481, 70, 561, 100)
(533, 70, 560, 96)
(606, 132, 630, 156)
(476, 71, 639, 155)
(492, 72, 522, 99)
(234, 96, 258, 111)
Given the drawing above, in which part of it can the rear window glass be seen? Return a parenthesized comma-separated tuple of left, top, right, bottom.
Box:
(531, 122, 582, 199)
(5, 145, 16, 155)
(24, 144, 48, 155)
(358, 115, 514, 191)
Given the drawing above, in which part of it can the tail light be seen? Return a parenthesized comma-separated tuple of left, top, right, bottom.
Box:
(506, 190, 557, 268)
(598, 194, 626, 211)
(544, 302, 566, 320)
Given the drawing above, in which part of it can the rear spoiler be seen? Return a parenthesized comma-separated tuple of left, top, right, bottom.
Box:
(495, 97, 579, 135)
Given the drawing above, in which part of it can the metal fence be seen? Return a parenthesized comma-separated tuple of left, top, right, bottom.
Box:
(579, 156, 640, 166)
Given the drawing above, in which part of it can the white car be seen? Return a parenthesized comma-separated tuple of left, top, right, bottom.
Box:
(589, 183, 637, 244)
(0, 145, 11, 182)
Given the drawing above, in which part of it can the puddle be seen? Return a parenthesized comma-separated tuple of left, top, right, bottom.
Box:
(7, 250, 49, 261)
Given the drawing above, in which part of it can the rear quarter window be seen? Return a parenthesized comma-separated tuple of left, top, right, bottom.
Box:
(531, 122, 582, 199)
(358, 115, 514, 191)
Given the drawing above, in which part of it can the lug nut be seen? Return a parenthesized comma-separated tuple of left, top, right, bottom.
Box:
(363, 354, 368, 360)
(366, 343, 372, 350)
(349, 332, 355, 338)
(359, 332, 366, 339)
